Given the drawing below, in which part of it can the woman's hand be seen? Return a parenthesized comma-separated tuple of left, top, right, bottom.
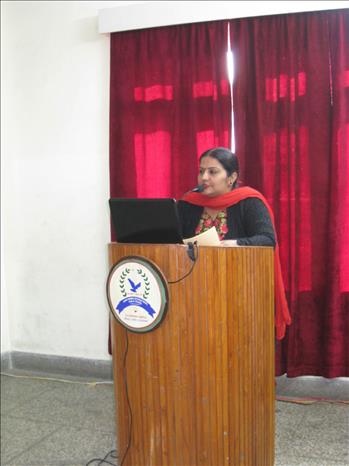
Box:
(220, 239, 238, 247)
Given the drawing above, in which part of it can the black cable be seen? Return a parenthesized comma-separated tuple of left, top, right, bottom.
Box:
(119, 330, 132, 466)
(85, 449, 117, 465)
(168, 243, 199, 284)
(85, 332, 132, 466)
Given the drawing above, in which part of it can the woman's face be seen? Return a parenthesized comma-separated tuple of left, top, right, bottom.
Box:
(198, 156, 237, 197)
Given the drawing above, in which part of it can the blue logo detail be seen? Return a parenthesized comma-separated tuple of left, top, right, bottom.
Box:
(127, 278, 141, 293)
(116, 297, 156, 318)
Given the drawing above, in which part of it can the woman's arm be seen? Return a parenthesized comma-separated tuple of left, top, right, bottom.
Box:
(235, 198, 276, 247)
(177, 201, 203, 238)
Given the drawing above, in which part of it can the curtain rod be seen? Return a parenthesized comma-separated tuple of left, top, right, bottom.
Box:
(98, 1, 348, 34)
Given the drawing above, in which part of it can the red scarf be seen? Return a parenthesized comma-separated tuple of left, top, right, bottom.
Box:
(182, 186, 291, 340)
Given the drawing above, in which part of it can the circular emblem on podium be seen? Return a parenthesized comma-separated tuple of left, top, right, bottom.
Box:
(107, 256, 169, 333)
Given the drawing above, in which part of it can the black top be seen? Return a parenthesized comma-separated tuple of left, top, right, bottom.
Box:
(177, 198, 276, 247)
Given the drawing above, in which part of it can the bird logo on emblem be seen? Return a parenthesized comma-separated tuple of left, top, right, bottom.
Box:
(128, 278, 141, 293)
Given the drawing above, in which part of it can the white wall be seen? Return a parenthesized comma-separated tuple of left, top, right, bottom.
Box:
(1, 234, 11, 354)
(1, 0, 145, 359)
(2, 0, 347, 360)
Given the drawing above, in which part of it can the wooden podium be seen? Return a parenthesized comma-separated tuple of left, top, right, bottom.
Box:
(109, 243, 275, 466)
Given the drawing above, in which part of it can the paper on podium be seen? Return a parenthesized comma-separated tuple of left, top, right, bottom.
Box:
(183, 226, 221, 246)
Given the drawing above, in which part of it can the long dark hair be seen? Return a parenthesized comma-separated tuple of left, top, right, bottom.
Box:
(199, 147, 239, 188)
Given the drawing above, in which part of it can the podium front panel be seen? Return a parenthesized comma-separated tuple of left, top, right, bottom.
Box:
(109, 243, 275, 466)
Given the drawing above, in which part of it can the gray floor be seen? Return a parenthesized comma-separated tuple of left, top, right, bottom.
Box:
(1, 370, 348, 466)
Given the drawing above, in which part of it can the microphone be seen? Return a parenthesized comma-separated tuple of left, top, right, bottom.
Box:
(191, 184, 204, 193)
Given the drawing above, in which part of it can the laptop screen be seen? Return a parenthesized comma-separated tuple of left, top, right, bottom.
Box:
(109, 198, 184, 244)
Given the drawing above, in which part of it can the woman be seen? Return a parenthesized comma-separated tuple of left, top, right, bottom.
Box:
(178, 147, 291, 339)
(178, 147, 276, 247)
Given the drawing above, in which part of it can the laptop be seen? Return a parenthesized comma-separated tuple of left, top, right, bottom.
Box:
(109, 198, 183, 244)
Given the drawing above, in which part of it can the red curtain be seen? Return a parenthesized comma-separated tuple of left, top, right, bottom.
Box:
(109, 21, 231, 206)
(108, 21, 231, 352)
(230, 10, 349, 377)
